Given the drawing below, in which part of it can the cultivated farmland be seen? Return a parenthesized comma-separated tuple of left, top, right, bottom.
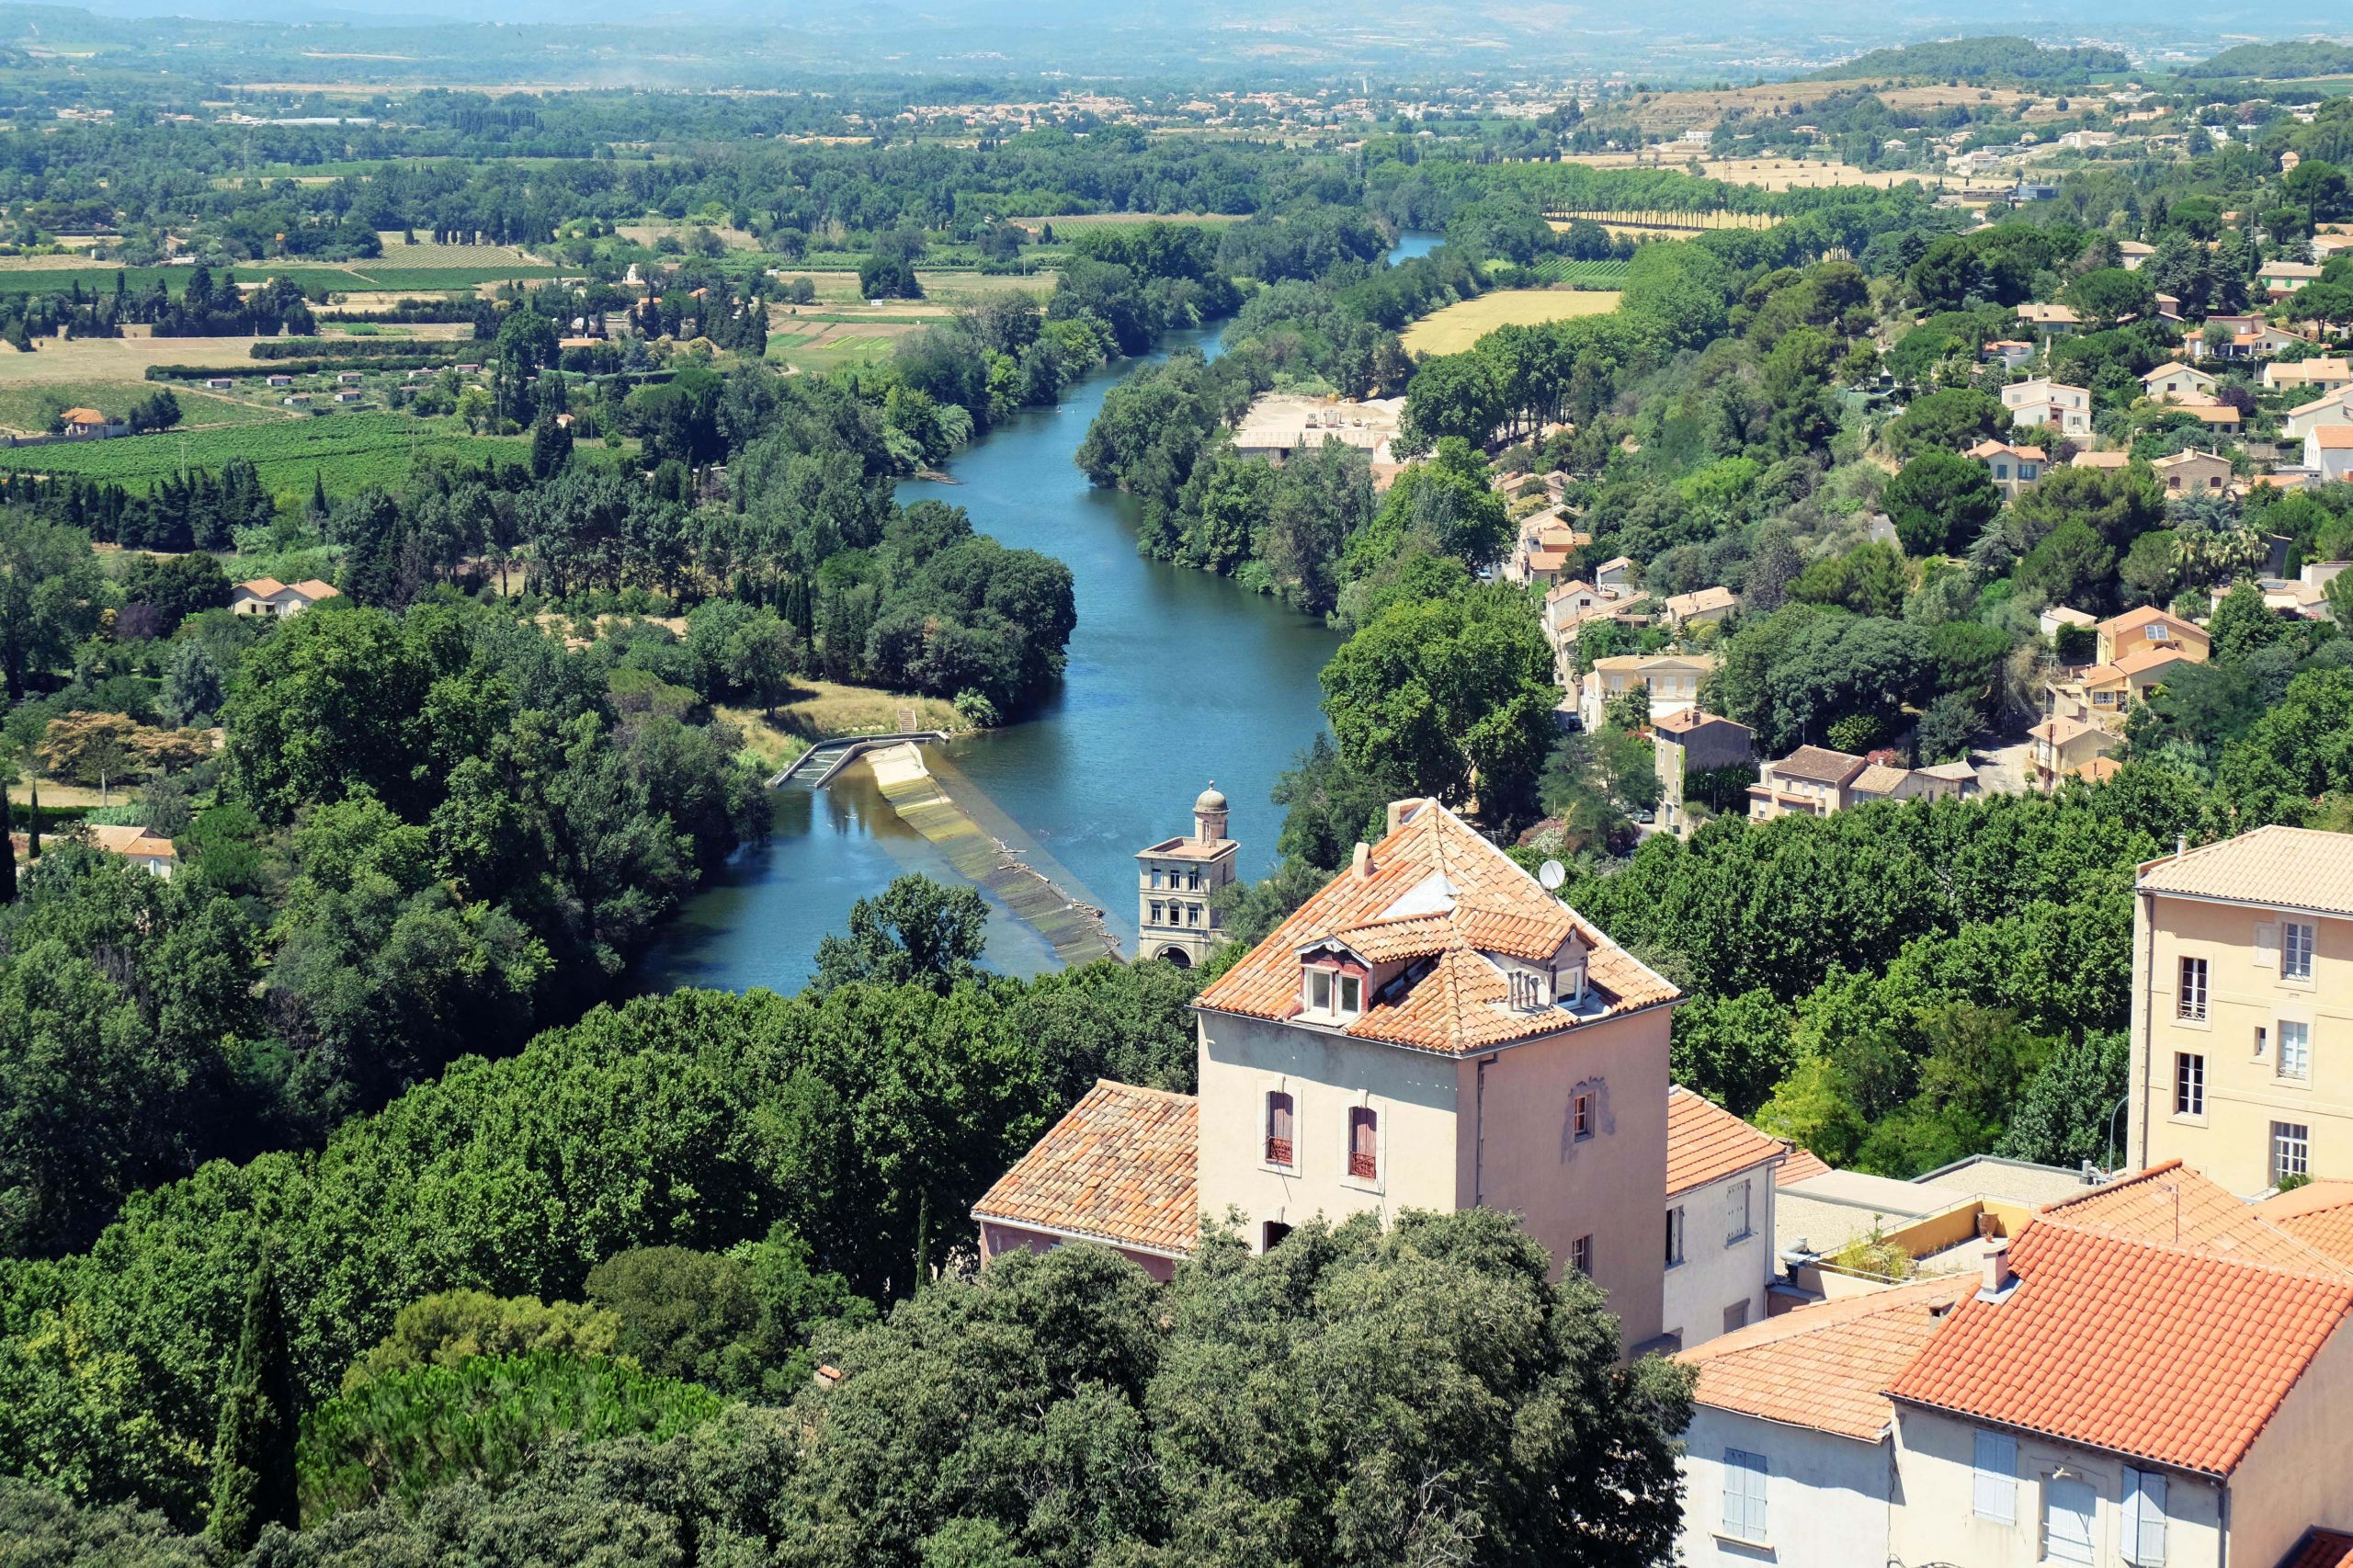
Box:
(0, 411, 527, 499)
(1402, 289, 1622, 357)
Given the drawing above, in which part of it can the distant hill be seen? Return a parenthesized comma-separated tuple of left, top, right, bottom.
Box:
(2179, 40, 2353, 80)
(1803, 36, 2131, 84)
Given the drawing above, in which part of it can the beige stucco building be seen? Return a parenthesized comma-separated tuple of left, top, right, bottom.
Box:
(1134, 785, 1238, 969)
(975, 798, 1684, 1356)
(2129, 827, 2353, 1195)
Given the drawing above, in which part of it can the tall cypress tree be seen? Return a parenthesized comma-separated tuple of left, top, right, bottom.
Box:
(208, 1252, 301, 1551)
(0, 787, 15, 902)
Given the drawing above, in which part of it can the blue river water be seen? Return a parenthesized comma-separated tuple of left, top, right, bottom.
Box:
(635, 233, 1436, 994)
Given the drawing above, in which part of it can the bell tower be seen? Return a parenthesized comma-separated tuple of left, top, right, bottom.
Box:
(1134, 784, 1240, 969)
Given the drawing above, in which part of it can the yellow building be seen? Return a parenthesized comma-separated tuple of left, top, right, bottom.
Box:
(2128, 826, 2353, 1195)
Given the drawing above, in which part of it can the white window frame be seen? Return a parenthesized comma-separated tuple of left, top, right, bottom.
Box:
(1727, 1178, 1753, 1244)
(2123, 1468, 2168, 1568)
(2177, 956, 2209, 1022)
(1336, 973, 1361, 1016)
(2279, 1019, 2312, 1083)
(2282, 919, 2315, 982)
(1972, 1430, 2017, 1524)
(2174, 1052, 2205, 1118)
(1571, 1233, 1593, 1277)
(1308, 968, 1333, 1012)
(1720, 1449, 1768, 1544)
(2274, 1121, 2311, 1185)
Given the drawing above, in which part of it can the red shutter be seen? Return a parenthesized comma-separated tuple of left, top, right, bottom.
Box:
(1349, 1108, 1378, 1178)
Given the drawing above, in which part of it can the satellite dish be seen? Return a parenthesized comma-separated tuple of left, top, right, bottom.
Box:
(1538, 859, 1565, 891)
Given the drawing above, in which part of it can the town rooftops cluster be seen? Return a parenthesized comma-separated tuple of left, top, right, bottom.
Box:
(1194, 798, 1677, 1055)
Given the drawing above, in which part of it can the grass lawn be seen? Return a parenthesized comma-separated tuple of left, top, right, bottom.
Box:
(0, 379, 286, 432)
(1402, 289, 1624, 358)
(756, 679, 964, 741)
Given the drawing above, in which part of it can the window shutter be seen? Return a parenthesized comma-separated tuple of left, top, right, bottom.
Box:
(2125, 1470, 2167, 1567)
(2253, 921, 2279, 969)
(1972, 1431, 2016, 1523)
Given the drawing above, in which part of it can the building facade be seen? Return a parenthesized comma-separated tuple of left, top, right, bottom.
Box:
(2129, 826, 2353, 1194)
(1133, 785, 1240, 968)
(1661, 1087, 1784, 1348)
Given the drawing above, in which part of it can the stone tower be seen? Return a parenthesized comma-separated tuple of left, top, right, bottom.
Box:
(1133, 783, 1240, 969)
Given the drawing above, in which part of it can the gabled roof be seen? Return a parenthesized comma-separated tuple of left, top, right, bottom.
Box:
(2279, 1530, 2353, 1568)
(2313, 426, 2353, 450)
(2110, 642, 2195, 678)
(2097, 604, 2209, 642)
(1850, 762, 1914, 797)
(1664, 585, 1737, 617)
(1767, 745, 1866, 785)
(2150, 447, 2232, 468)
(2258, 1183, 2353, 1271)
(288, 579, 340, 600)
(1194, 799, 1677, 1056)
(235, 577, 289, 597)
(1965, 439, 2044, 462)
(2138, 825, 2353, 917)
(1777, 1145, 1833, 1186)
(1682, 1277, 1973, 1442)
(2142, 360, 2213, 383)
(1885, 1219, 2353, 1476)
(2040, 1162, 2348, 1275)
(1654, 708, 1747, 739)
(2030, 716, 2097, 746)
(971, 1081, 1199, 1257)
(1665, 1086, 1786, 1198)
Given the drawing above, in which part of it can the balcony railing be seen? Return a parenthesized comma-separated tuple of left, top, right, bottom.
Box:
(1265, 1137, 1293, 1167)
(1348, 1152, 1378, 1180)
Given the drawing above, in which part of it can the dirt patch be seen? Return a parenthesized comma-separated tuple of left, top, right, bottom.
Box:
(1403, 290, 1622, 358)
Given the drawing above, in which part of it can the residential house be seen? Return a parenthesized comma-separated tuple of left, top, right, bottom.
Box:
(2308, 426, 2353, 483)
(1593, 555, 1637, 594)
(1652, 710, 1755, 834)
(1661, 1087, 1785, 1350)
(1849, 759, 1979, 805)
(2151, 449, 2234, 494)
(59, 406, 111, 437)
(1230, 393, 1404, 463)
(266, 373, 293, 388)
(2262, 259, 2325, 299)
(2285, 385, 2353, 442)
(2047, 642, 2201, 733)
(978, 799, 1685, 1353)
(2096, 607, 2211, 666)
(2119, 239, 2154, 271)
(1748, 745, 1866, 821)
(2037, 604, 2097, 641)
(2070, 449, 2131, 472)
(1660, 585, 1737, 630)
(2129, 824, 2353, 1193)
(2266, 358, 2353, 393)
(2143, 361, 2220, 403)
(2170, 400, 2245, 436)
(1966, 440, 2047, 498)
(2027, 714, 2120, 790)
(1884, 1209, 2353, 1568)
(1675, 1278, 1975, 1568)
(2017, 302, 2082, 334)
(89, 824, 177, 877)
(2000, 378, 2092, 437)
(1982, 339, 2035, 371)
(1579, 652, 1714, 731)
(230, 577, 342, 618)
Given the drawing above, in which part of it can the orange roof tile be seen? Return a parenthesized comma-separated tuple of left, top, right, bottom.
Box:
(237, 576, 288, 597)
(2138, 825, 2353, 917)
(2259, 1183, 2353, 1271)
(2040, 1162, 2348, 1274)
(1666, 1087, 1787, 1198)
(2279, 1530, 2353, 1568)
(1681, 1277, 1973, 1441)
(1777, 1145, 1833, 1187)
(1195, 800, 1677, 1056)
(971, 1081, 1199, 1257)
(1886, 1221, 2353, 1475)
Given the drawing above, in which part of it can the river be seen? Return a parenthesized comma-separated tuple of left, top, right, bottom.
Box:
(636, 234, 1436, 994)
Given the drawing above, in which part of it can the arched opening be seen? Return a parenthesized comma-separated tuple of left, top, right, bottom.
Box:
(1156, 946, 1192, 969)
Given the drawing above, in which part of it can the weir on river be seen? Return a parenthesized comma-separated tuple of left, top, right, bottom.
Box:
(635, 234, 1438, 996)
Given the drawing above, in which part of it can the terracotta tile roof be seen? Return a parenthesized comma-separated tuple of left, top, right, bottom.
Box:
(2110, 642, 2197, 678)
(237, 576, 289, 597)
(2138, 825, 2353, 917)
(1777, 1145, 1833, 1186)
(2072, 450, 2131, 468)
(1194, 799, 1677, 1056)
(2097, 605, 2209, 643)
(1665, 1087, 1786, 1198)
(2030, 716, 2097, 746)
(2040, 1162, 2348, 1274)
(1767, 745, 1866, 785)
(971, 1081, 1199, 1257)
(2314, 426, 2353, 449)
(288, 579, 340, 600)
(1886, 1220, 2353, 1475)
(2279, 1530, 2353, 1568)
(1849, 762, 1914, 796)
(1681, 1277, 1973, 1441)
(2259, 1183, 2353, 1270)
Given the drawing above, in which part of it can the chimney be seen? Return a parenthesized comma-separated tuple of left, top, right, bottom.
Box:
(1980, 1239, 2016, 1300)
(1385, 798, 1424, 835)
(1352, 842, 1372, 880)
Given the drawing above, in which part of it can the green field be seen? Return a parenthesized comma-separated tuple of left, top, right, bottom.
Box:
(0, 411, 525, 498)
(1514, 257, 1633, 287)
(0, 380, 286, 432)
(0, 260, 565, 297)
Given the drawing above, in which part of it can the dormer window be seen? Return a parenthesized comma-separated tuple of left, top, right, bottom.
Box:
(1302, 954, 1365, 1021)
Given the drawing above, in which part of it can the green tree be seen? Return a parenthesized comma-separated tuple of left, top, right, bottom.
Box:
(210, 1252, 300, 1553)
(341, 1290, 621, 1393)
(0, 516, 103, 699)
(1884, 450, 2002, 557)
(1885, 387, 2011, 460)
(811, 874, 988, 995)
